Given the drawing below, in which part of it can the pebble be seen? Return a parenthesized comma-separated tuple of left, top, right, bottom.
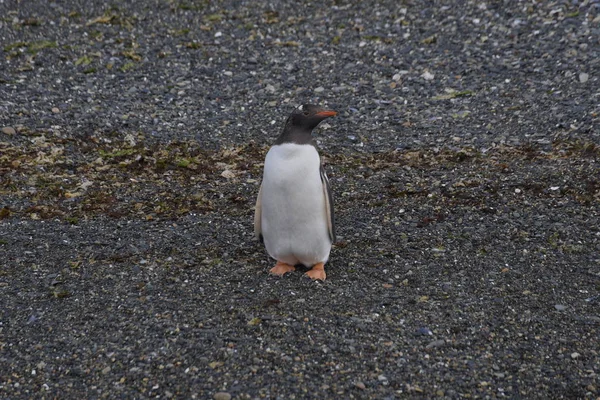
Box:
(579, 72, 589, 83)
(355, 381, 366, 390)
(554, 304, 566, 311)
(421, 71, 435, 81)
(51, 107, 60, 113)
(213, 392, 231, 400)
(416, 327, 433, 336)
(1, 126, 16, 135)
(426, 339, 445, 349)
(221, 170, 236, 179)
(314, 86, 325, 93)
(223, 71, 233, 77)
(570, 352, 580, 359)
(101, 366, 111, 374)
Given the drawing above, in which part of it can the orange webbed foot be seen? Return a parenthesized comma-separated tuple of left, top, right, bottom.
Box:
(305, 262, 326, 281)
(270, 261, 295, 277)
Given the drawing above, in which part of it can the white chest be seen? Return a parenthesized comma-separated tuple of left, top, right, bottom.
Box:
(263, 143, 321, 185)
(260, 143, 331, 265)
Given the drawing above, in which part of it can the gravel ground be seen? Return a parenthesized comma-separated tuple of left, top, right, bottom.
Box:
(1, 0, 599, 399)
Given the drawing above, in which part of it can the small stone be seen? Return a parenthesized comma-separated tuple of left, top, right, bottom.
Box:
(378, 374, 388, 383)
(570, 352, 580, 359)
(221, 170, 236, 179)
(436, 389, 445, 396)
(554, 304, 566, 311)
(355, 381, 366, 390)
(579, 72, 589, 83)
(101, 366, 111, 374)
(416, 327, 433, 336)
(1, 126, 16, 135)
(314, 86, 325, 93)
(223, 71, 233, 77)
(586, 384, 596, 392)
(213, 392, 231, 400)
(421, 71, 434, 81)
(214, 31, 222, 38)
(51, 107, 60, 113)
(426, 339, 445, 349)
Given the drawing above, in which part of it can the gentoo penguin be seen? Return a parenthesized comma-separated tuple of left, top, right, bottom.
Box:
(254, 104, 337, 281)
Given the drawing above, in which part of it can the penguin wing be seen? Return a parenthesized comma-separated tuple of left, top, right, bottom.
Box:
(254, 183, 264, 243)
(320, 165, 336, 243)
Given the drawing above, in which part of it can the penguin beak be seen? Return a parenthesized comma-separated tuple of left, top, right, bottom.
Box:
(315, 110, 337, 118)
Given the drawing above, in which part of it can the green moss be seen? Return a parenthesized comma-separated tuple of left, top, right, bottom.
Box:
(205, 14, 222, 22)
(185, 41, 202, 49)
(75, 55, 92, 66)
(120, 62, 136, 72)
(176, 158, 192, 168)
(99, 148, 137, 158)
(173, 28, 190, 36)
(27, 40, 57, 54)
(66, 216, 79, 224)
(4, 41, 28, 52)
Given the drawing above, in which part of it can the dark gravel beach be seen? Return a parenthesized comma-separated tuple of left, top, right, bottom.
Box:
(1, 0, 599, 398)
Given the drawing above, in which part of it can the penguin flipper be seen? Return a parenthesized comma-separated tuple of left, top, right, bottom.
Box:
(320, 165, 336, 243)
(254, 183, 264, 243)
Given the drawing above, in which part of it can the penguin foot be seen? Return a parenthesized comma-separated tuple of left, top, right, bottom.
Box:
(305, 263, 326, 281)
(270, 261, 295, 277)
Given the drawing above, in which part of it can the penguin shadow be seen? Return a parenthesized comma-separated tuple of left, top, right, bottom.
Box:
(292, 263, 312, 275)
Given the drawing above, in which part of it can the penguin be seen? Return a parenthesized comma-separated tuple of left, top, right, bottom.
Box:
(254, 104, 337, 281)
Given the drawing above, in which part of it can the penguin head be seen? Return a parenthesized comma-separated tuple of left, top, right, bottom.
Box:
(287, 104, 337, 132)
(275, 104, 337, 145)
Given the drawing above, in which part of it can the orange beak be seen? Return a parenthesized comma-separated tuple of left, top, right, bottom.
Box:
(315, 110, 337, 118)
